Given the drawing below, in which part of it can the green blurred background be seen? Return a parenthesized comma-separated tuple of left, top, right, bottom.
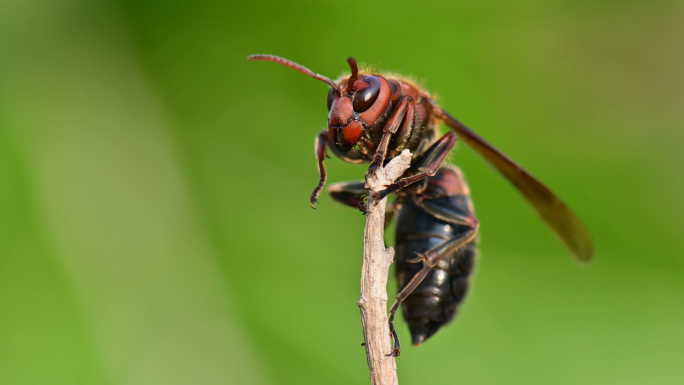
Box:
(1, 0, 683, 384)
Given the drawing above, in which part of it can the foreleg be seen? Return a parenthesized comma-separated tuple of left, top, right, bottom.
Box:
(310, 130, 367, 208)
(366, 96, 415, 175)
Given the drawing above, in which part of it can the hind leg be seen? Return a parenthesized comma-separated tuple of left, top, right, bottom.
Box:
(387, 201, 479, 357)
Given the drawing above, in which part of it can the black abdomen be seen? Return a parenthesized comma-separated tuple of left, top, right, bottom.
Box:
(395, 196, 478, 345)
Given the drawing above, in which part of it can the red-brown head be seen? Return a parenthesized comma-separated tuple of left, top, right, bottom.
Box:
(248, 55, 393, 153)
(326, 58, 392, 152)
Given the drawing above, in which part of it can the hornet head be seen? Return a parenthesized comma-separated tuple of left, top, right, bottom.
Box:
(248, 55, 395, 152)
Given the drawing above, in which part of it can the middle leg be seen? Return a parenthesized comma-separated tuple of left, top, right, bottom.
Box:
(377, 131, 458, 200)
(329, 180, 403, 221)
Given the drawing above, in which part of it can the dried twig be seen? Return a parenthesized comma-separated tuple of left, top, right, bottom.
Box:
(358, 149, 412, 385)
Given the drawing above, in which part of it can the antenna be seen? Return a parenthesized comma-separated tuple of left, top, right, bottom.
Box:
(347, 57, 359, 92)
(248, 54, 339, 91)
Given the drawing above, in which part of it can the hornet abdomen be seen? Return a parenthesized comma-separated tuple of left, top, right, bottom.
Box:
(395, 168, 479, 345)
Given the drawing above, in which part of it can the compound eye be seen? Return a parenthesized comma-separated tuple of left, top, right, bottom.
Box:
(327, 88, 335, 110)
(353, 76, 380, 112)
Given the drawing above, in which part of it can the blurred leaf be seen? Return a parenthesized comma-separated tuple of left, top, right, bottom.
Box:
(1, 0, 684, 384)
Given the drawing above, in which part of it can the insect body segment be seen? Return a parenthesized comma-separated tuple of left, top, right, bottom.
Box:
(248, 54, 594, 356)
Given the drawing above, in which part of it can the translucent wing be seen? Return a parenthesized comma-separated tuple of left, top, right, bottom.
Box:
(430, 102, 593, 263)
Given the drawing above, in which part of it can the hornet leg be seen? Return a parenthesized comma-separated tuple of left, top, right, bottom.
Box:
(310, 130, 367, 209)
(366, 96, 415, 175)
(328, 180, 369, 214)
(387, 200, 479, 357)
(329, 180, 403, 222)
(377, 131, 458, 200)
